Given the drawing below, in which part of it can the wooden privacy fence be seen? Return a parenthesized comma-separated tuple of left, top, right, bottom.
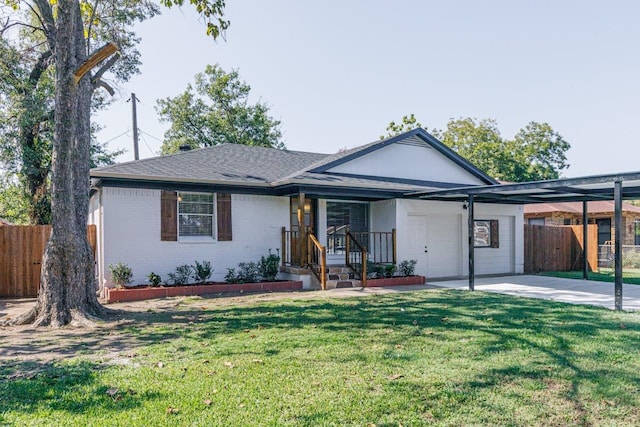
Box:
(524, 224, 597, 273)
(0, 225, 97, 298)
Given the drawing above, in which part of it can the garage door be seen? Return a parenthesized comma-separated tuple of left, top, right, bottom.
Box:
(408, 214, 462, 278)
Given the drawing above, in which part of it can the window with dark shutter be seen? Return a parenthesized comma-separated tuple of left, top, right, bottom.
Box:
(217, 193, 232, 241)
(161, 191, 178, 241)
(474, 219, 499, 248)
(490, 219, 499, 248)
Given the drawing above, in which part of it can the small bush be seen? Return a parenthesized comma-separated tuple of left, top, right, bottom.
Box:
(109, 262, 133, 289)
(168, 264, 193, 285)
(193, 260, 213, 283)
(226, 262, 260, 284)
(259, 249, 280, 282)
(368, 263, 385, 279)
(147, 272, 162, 287)
(384, 264, 396, 278)
(224, 268, 238, 284)
(398, 259, 417, 276)
(237, 262, 260, 283)
(623, 251, 640, 269)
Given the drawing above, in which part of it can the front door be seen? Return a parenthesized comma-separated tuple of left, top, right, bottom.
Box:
(408, 214, 463, 278)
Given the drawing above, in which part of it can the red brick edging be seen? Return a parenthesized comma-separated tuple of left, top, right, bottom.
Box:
(105, 281, 303, 303)
(366, 276, 426, 287)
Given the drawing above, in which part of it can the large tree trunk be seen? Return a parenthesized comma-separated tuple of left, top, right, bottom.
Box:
(12, 0, 105, 327)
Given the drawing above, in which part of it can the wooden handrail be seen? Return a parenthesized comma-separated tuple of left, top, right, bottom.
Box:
(308, 233, 327, 290)
(346, 231, 368, 287)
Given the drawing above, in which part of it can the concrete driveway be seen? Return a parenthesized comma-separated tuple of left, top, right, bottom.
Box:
(434, 275, 640, 311)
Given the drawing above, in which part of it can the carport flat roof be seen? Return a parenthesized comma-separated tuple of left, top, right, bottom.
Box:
(406, 171, 640, 204)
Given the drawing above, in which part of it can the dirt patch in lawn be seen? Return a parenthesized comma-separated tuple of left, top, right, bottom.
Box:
(0, 284, 433, 364)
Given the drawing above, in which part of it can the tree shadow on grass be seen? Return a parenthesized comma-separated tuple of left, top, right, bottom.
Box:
(3, 289, 640, 424)
(0, 359, 162, 421)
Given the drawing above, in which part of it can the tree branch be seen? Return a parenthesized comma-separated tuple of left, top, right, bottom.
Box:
(93, 79, 115, 96)
(32, 0, 56, 51)
(74, 42, 118, 84)
(26, 50, 53, 93)
(90, 51, 119, 83)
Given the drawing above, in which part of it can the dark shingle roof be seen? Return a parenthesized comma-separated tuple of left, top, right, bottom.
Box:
(91, 144, 329, 184)
(91, 129, 497, 194)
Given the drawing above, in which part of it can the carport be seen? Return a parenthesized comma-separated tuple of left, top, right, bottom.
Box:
(408, 172, 640, 310)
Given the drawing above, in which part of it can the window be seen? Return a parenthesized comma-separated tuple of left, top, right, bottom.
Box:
(327, 201, 369, 233)
(635, 220, 640, 245)
(326, 201, 369, 254)
(160, 191, 232, 242)
(474, 219, 499, 248)
(178, 192, 214, 237)
(528, 218, 545, 226)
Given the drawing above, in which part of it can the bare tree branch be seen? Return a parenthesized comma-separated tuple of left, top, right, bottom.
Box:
(90, 51, 119, 83)
(93, 79, 114, 96)
(32, 0, 56, 51)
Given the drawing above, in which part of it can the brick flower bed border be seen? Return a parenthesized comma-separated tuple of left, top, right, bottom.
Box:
(366, 275, 426, 287)
(105, 280, 303, 303)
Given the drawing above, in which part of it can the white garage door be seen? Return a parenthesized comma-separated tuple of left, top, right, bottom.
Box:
(408, 214, 463, 278)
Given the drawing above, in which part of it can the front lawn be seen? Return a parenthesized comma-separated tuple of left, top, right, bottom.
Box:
(542, 268, 640, 285)
(2, 290, 640, 426)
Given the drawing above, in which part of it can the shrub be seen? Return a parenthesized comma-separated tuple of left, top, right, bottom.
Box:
(168, 264, 193, 285)
(259, 249, 280, 282)
(224, 268, 238, 284)
(237, 262, 260, 283)
(193, 260, 213, 283)
(368, 263, 385, 279)
(147, 272, 162, 287)
(384, 264, 396, 278)
(398, 259, 418, 276)
(109, 262, 133, 289)
(226, 262, 260, 284)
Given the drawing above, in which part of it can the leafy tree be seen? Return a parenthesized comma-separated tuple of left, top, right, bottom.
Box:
(0, 0, 155, 224)
(384, 116, 570, 182)
(0, 177, 29, 224)
(381, 114, 422, 139)
(508, 121, 570, 181)
(2, 0, 228, 327)
(157, 64, 284, 154)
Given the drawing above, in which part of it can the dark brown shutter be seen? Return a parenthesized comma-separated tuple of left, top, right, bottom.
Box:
(490, 220, 499, 248)
(217, 193, 232, 241)
(161, 190, 178, 241)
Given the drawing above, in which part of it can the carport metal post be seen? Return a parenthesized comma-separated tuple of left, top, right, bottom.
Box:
(468, 194, 475, 291)
(614, 181, 623, 310)
(582, 200, 588, 280)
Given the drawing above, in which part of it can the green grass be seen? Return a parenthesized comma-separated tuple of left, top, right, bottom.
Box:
(3, 289, 640, 426)
(542, 268, 640, 285)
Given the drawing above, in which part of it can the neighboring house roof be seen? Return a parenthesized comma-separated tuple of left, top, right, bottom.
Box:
(524, 201, 640, 215)
(91, 129, 498, 197)
(0, 218, 10, 226)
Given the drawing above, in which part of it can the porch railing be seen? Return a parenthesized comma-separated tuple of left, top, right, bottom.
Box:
(328, 229, 396, 264)
(346, 231, 367, 287)
(308, 233, 327, 290)
(281, 228, 301, 266)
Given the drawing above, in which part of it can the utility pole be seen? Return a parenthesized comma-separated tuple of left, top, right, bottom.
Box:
(128, 93, 140, 160)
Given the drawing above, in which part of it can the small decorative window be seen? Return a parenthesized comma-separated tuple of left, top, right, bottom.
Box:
(474, 220, 499, 248)
(178, 192, 215, 238)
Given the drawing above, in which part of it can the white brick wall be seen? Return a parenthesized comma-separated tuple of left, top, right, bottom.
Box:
(395, 199, 524, 278)
(98, 187, 289, 287)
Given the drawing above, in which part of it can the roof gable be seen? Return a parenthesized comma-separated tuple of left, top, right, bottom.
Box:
(308, 128, 497, 185)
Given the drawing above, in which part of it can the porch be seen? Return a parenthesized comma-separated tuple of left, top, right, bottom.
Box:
(280, 227, 397, 290)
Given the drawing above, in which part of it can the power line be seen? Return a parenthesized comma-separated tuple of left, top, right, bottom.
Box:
(102, 129, 130, 144)
(138, 133, 156, 156)
(139, 129, 163, 143)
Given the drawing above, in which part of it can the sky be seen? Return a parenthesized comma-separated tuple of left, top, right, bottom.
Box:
(95, 1, 640, 178)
